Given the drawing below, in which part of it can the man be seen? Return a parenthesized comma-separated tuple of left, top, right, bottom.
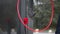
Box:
(55, 15, 60, 34)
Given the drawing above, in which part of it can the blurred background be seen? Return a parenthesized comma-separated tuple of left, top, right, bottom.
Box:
(0, 0, 60, 34)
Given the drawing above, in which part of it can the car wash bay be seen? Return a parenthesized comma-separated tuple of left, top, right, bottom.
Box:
(0, 0, 56, 34)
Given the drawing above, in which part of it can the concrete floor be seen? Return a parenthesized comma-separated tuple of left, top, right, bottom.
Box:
(33, 32, 55, 34)
(0, 32, 55, 34)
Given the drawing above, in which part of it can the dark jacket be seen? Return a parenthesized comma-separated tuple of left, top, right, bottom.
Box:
(55, 15, 60, 34)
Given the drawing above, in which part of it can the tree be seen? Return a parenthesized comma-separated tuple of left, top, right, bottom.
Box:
(32, 0, 60, 29)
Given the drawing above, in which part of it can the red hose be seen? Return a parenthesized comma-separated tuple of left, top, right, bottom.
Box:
(16, 0, 54, 32)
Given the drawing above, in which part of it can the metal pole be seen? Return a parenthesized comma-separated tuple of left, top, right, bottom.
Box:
(16, 0, 33, 34)
(16, 0, 27, 34)
(26, 0, 33, 34)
